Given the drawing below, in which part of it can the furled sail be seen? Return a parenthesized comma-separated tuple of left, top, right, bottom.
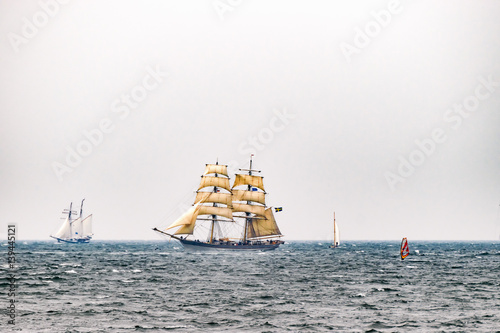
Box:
(195, 192, 233, 207)
(204, 164, 228, 177)
(232, 203, 266, 217)
(53, 217, 71, 239)
(232, 189, 265, 205)
(82, 215, 93, 237)
(198, 176, 231, 192)
(333, 220, 339, 246)
(247, 207, 282, 239)
(232, 174, 265, 192)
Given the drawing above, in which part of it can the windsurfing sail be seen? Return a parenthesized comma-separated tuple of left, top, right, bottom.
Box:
(400, 237, 409, 260)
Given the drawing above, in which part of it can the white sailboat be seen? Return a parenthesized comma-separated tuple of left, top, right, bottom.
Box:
(51, 199, 93, 243)
(329, 212, 339, 248)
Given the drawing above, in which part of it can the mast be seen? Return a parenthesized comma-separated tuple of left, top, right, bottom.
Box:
(210, 162, 218, 244)
(243, 155, 253, 243)
(333, 212, 336, 246)
(80, 198, 85, 218)
(68, 202, 73, 239)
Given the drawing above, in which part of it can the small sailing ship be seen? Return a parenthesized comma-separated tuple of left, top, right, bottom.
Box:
(400, 237, 409, 260)
(153, 156, 284, 251)
(50, 199, 93, 243)
(329, 212, 340, 248)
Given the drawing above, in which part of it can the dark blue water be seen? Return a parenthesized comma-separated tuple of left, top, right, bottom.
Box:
(3, 241, 500, 332)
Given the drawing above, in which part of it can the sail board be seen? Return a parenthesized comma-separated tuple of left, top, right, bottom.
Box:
(400, 237, 409, 260)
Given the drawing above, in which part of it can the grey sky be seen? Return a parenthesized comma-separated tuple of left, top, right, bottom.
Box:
(1, 0, 499, 241)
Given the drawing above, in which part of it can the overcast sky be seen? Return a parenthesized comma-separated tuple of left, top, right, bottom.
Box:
(1, 0, 499, 241)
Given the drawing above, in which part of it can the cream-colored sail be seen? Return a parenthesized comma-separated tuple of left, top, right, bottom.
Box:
(198, 176, 231, 192)
(166, 204, 200, 231)
(198, 205, 233, 220)
(194, 192, 233, 207)
(247, 207, 282, 239)
(232, 174, 265, 192)
(232, 189, 265, 205)
(232, 203, 266, 217)
(174, 223, 196, 235)
(204, 164, 228, 177)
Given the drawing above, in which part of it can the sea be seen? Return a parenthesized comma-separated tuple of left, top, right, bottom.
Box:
(2, 241, 500, 332)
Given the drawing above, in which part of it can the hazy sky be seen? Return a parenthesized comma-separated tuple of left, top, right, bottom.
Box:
(1, 0, 499, 241)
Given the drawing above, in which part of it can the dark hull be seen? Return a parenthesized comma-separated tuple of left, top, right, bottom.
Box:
(179, 239, 281, 251)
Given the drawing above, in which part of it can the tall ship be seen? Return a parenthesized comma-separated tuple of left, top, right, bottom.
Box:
(153, 156, 284, 251)
(50, 199, 93, 243)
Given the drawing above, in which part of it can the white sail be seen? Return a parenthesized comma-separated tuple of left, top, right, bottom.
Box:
(333, 221, 340, 246)
(70, 217, 82, 238)
(53, 217, 71, 239)
(166, 204, 200, 231)
(232, 189, 266, 205)
(81, 215, 93, 237)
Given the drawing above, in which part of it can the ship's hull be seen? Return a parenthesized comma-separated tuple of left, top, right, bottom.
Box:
(51, 236, 91, 244)
(179, 239, 281, 252)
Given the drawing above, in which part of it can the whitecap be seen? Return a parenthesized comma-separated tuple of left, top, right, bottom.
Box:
(65, 270, 77, 274)
(406, 265, 417, 269)
(132, 269, 142, 273)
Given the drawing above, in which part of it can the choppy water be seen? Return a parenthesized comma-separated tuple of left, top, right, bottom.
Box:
(2, 241, 500, 332)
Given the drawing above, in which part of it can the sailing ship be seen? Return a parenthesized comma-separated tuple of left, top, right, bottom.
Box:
(400, 237, 409, 260)
(153, 156, 284, 251)
(329, 212, 340, 248)
(50, 199, 93, 243)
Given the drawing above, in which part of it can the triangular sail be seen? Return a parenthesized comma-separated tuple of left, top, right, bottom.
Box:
(247, 208, 282, 239)
(70, 217, 82, 238)
(333, 221, 340, 246)
(53, 217, 71, 239)
(166, 204, 201, 232)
